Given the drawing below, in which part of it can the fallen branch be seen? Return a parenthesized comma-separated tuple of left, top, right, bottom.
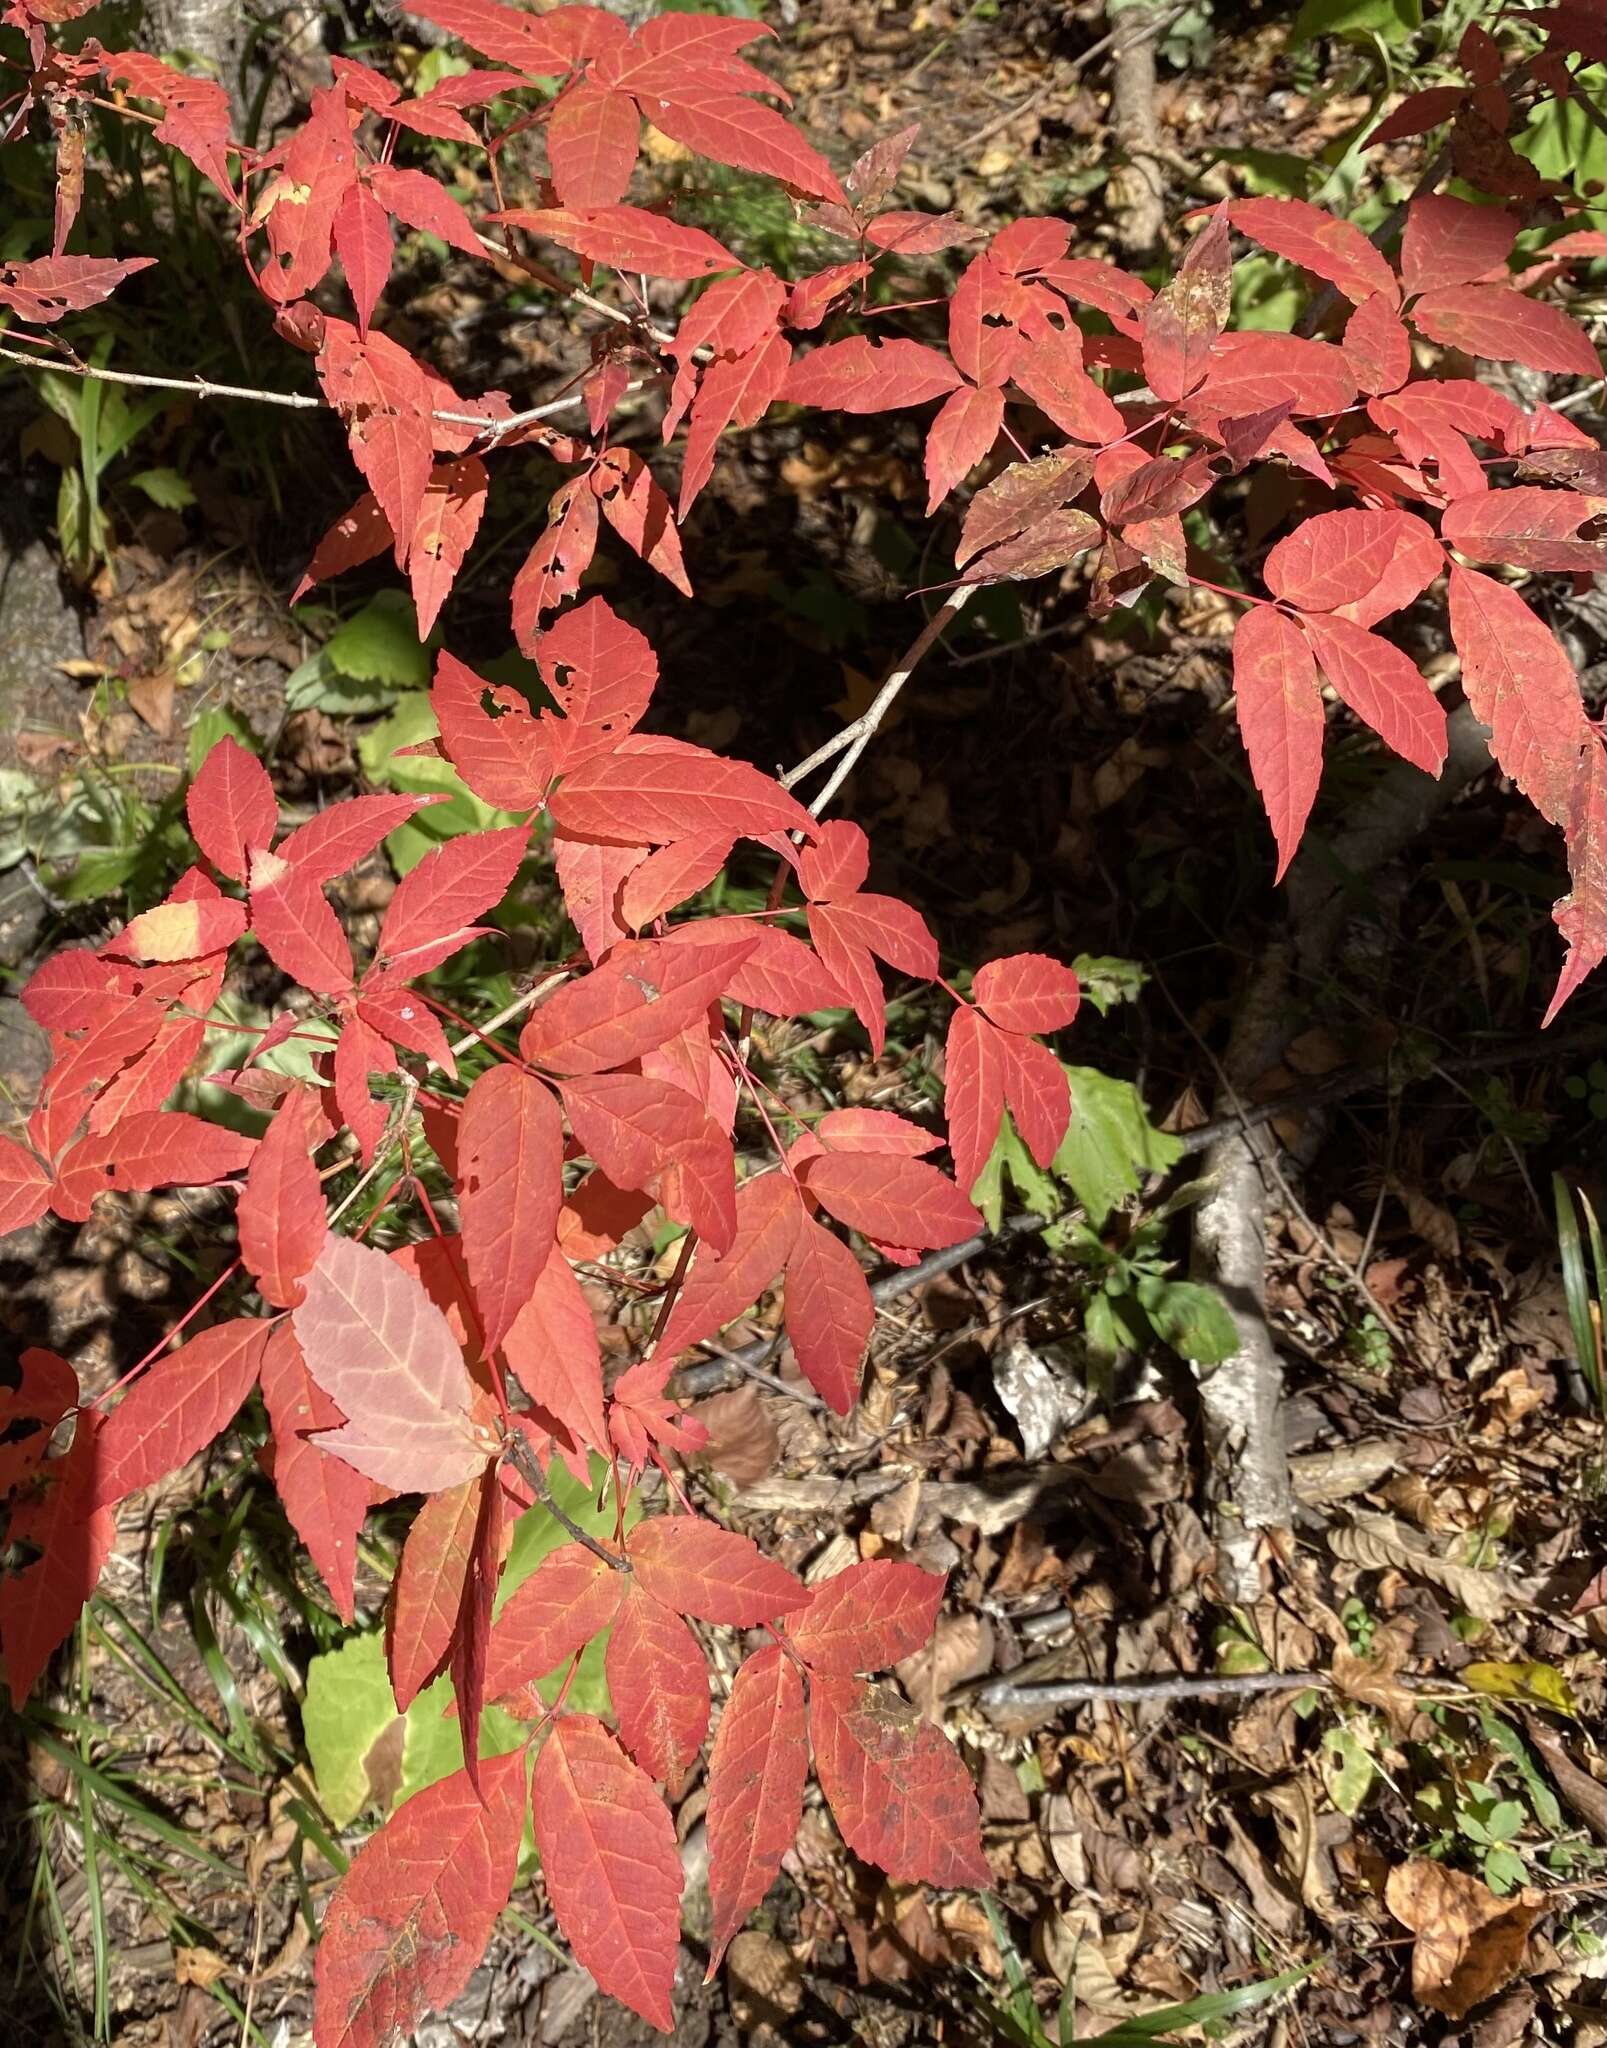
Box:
(978, 1670, 1326, 1711)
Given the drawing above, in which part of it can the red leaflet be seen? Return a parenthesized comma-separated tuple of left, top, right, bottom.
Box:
(786, 1559, 945, 1674)
(261, 88, 355, 304)
(1233, 606, 1326, 882)
(459, 1065, 564, 1356)
(530, 1716, 683, 2032)
(258, 1323, 368, 1623)
(783, 335, 962, 413)
(1194, 334, 1358, 417)
(407, 457, 490, 637)
(538, 595, 659, 772)
(291, 1235, 495, 1492)
(483, 1544, 625, 1708)
(495, 203, 736, 279)
(502, 1247, 609, 1455)
(549, 736, 816, 844)
(944, 1007, 1008, 1194)
(87, 1015, 204, 1132)
(650, 83, 843, 204)
(511, 478, 598, 653)
(864, 211, 985, 256)
(546, 80, 639, 207)
(237, 1086, 326, 1308)
(626, 1515, 808, 1625)
(389, 1475, 479, 1711)
(562, 1070, 737, 1249)
(704, 1644, 808, 1972)
(1264, 508, 1444, 627)
(808, 1674, 988, 1888)
(408, 0, 626, 71)
(591, 451, 692, 596)
(313, 1750, 526, 2048)
(366, 164, 485, 260)
(619, 835, 733, 930)
(1550, 741, 1607, 1025)
(782, 1215, 874, 1412)
(1401, 194, 1517, 294)
(0, 1349, 77, 1499)
(1141, 204, 1232, 401)
(1411, 286, 1599, 380)
(294, 492, 392, 603)
(0, 1412, 115, 1704)
(432, 653, 551, 812)
(1229, 196, 1399, 307)
(519, 933, 757, 1075)
(375, 824, 527, 967)
(1344, 292, 1413, 396)
(332, 180, 392, 336)
(1368, 84, 1467, 148)
(451, 1464, 504, 1787)
(556, 835, 646, 961)
(800, 1150, 982, 1253)
(973, 953, 1082, 1036)
(316, 324, 437, 546)
(0, 1134, 52, 1237)
(1011, 323, 1125, 446)
(656, 1171, 801, 1359)
(1447, 567, 1589, 826)
(1443, 488, 1607, 574)
(92, 1317, 270, 1508)
(52, 1112, 256, 1224)
(117, 893, 247, 965)
(277, 794, 432, 884)
(0, 253, 155, 324)
(818, 1108, 940, 1157)
(924, 383, 1005, 513)
(954, 449, 1095, 570)
(678, 333, 791, 516)
(1299, 613, 1447, 779)
(104, 55, 234, 194)
(606, 1581, 709, 1793)
(187, 735, 278, 881)
(249, 849, 356, 995)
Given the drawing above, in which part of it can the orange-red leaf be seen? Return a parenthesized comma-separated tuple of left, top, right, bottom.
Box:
(187, 735, 277, 881)
(1401, 193, 1517, 294)
(1232, 605, 1326, 881)
(483, 1544, 625, 1710)
(375, 824, 527, 969)
(704, 1644, 807, 1973)
(248, 849, 356, 995)
(550, 734, 816, 845)
(1140, 204, 1232, 402)
(656, 1171, 801, 1360)
(1229, 197, 1399, 307)
(800, 1150, 981, 1254)
(627, 1515, 808, 1624)
(0, 1134, 52, 1238)
(497, 202, 734, 279)
(52, 1112, 256, 1224)
(237, 1086, 326, 1309)
(519, 933, 756, 1076)
(258, 1323, 368, 1623)
(944, 1006, 1007, 1195)
(459, 1064, 565, 1356)
(972, 952, 1082, 1036)
(606, 1581, 709, 1794)
(1264, 509, 1443, 626)
(1411, 285, 1599, 380)
(1448, 566, 1589, 826)
(0, 1412, 115, 1703)
(782, 1213, 872, 1413)
(782, 336, 963, 413)
(561, 1071, 738, 1249)
(501, 1247, 609, 1455)
(546, 80, 640, 207)
(1443, 487, 1606, 575)
(390, 1477, 480, 1711)
(786, 1559, 945, 1674)
(1299, 613, 1446, 779)
(808, 1674, 988, 1888)
(92, 1318, 270, 1508)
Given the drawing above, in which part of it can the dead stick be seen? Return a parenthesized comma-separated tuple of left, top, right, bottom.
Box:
(979, 1670, 1326, 1710)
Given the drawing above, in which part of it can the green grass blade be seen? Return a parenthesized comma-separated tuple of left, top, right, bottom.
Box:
(1553, 1173, 1602, 1404)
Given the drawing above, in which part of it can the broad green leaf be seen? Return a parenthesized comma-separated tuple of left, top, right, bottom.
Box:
(971, 1116, 1060, 1235)
(326, 590, 430, 688)
(1136, 1276, 1238, 1364)
(128, 467, 197, 511)
(1287, 0, 1419, 48)
(1069, 955, 1147, 1015)
(1320, 1724, 1374, 1814)
(1051, 1068, 1182, 1225)
(302, 1631, 398, 1826)
(1464, 1660, 1578, 1716)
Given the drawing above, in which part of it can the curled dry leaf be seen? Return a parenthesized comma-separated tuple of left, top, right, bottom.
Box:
(1385, 1859, 1543, 2019)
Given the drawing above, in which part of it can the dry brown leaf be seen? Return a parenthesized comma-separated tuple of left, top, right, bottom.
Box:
(126, 672, 176, 737)
(1327, 1511, 1529, 1621)
(1331, 1640, 1418, 1737)
(173, 1945, 230, 1989)
(1384, 1859, 1541, 2019)
(895, 1612, 994, 1717)
(688, 1385, 779, 1486)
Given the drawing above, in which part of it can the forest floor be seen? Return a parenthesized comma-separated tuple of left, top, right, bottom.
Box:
(2, 2, 1606, 2046)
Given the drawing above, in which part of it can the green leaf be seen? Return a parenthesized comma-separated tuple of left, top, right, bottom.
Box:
(1051, 1068, 1182, 1226)
(1287, 0, 1420, 48)
(326, 590, 431, 688)
(357, 690, 521, 874)
(972, 1116, 1061, 1234)
(186, 706, 259, 778)
(127, 466, 196, 511)
(1135, 1276, 1237, 1364)
(1068, 955, 1147, 1015)
(1320, 1724, 1374, 1815)
(1464, 1659, 1579, 1717)
(302, 1631, 398, 1827)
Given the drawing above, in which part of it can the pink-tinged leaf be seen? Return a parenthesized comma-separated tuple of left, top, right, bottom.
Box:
(104, 54, 234, 194)
(627, 1515, 807, 1625)
(562, 1071, 738, 1249)
(1232, 606, 1326, 883)
(0, 1414, 114, 1704)
(0, 1349, 77, 1500)
(1264, 508, 1444, 626)
(1141, 204, 1232, 401)
(650, 84, 843, 203)
(483, 1545, 625, 1708)
(52, 1112, 255, 1224)
(459, 1064, 565, 1355)
(800, 1150, 981, 1253)
(293, 492, 393, 604)
(1229, 197, 1399, 306)
(704, 1644, 807, 1972)
(494, 202, 735, 279)
(954, 449, 1095, 570)
(864, 210, 986, 256)
(538, 595, 659, 773)
(809, 1674, 988, 1888)
(406, 457, 489, 638)
(92, 1318, 269, 1508)
(1411, 285, 1600, 379)
(520, 933, 756, 1076)
(407, 0, 627, 71)
(187, 735, 278, 881)
(782, 335, 962, 413)
(591, 450, 691, 596)
(248, 849, 355, 995)
(316, 323, 437, 548)
(944, 1006, 1007, 1195)
(115, 893, 247, 965)
(924, 383, 1005, 515)
(376, 825, 527, 967)
(787, 260, 871, 331)
(258, 1323, 367, 1622)
(609, 1357, 710, 1476)
(511, 478, 599, 655)
(0, 253, 156, 325)
(670, 268, 786, 366)
(817, 1108, 941, 1157)
(1010, 325, 1125, 446)
(1194, 333, 1358, 417)
(1344, 292, 1413, 395)
(85, 1015, 205, 1133)
(332, 180, 392, 337)
(619, 834, 732, 929)
(808, 893, 936, 980)
(1443, 487, 1607, 574)
(313, 1749, 526, 2048)
(783, 1213, 873, 1414)
(674, 916, 847, 1016)
(1037, 255, 1153, 328)
(798, 818, 869, 901)
(999, 1032, 1072, 1167)
(1448, 566, 1590, 825)
(550, 735, 816, 844)
(531, 1716, 682, 2032)
(555, 834, 643, 960)
(237, 1086, 326, 1309)
(389, 1476, 480, 1711)
(502, 1247, 609, 1456)
(1401, 193, 1517, 293)
(946, 255, 1031, 387)
(973, 952, 1082, 1036)
(804, 907, 888, 1057)
(545, 80, 640, 208)
(678, 333, 792, 517)
(432, 653, 551, 813)
(656, 1171, 801, 1359)
(333, 1014, 395, 1166)
(0, 1134, 53, 1237)
(292, 1235, 493, 1492)
(606, 1583, 709, 1794)
(594, 11, 777, 99)
(260, 87, 356, 303)
(1549, 740, 1607, 1024)
(366, 163, 486, 260)
(1299, 613, 1447, 778)
(786, 1559, 944, 1675)
(278, 794, 433, 884)
(20, 951, 126, 1031)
